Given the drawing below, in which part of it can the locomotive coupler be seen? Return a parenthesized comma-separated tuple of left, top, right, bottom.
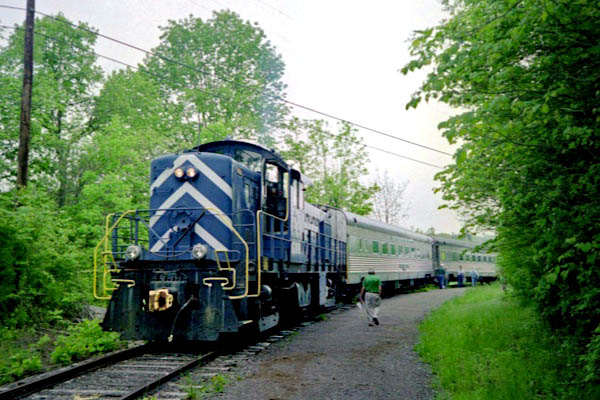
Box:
(148, 289, 174, 312)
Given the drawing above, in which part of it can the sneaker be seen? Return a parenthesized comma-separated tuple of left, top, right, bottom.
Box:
(373, 318, 379, 325)
(368, 323, 374, 327)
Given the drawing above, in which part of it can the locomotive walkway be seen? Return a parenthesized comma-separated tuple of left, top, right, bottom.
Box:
(211, 288, 467, 400)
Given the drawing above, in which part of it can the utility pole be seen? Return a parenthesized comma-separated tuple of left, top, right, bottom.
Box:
(16, 0, 35, 188)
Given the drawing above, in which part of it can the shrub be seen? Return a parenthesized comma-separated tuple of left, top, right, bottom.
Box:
(50, 320, 124, 365)
(0, 329, 48, 384)
(0, 189, 89, 327)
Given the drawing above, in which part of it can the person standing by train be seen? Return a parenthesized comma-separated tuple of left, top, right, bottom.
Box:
(457, 265, 465, 288)
(435, 264, 446, 289)
(359, 269, 382, 326)
(471, 267, 479, 287)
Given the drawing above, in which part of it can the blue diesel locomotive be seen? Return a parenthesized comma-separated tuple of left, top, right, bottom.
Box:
(95, 140, 495, 341)
(96, 140, 346, 341)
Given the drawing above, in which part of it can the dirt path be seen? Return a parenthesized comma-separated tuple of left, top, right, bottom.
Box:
(213, 288, 466, 400)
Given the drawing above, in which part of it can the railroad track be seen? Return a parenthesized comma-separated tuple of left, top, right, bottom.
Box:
(0, 343, 216, 400)
(0, 305, 353, 400)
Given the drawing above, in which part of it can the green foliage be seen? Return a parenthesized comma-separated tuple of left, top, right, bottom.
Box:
(0, 14, 103, 206)
(0, 9, 289, 327)
(418, 285, 598, 399)
(92, 69, 177, 137)
(279, 118, 378, 215)
(50, 319, 124, 365)
(0, 189, 88, 326)
(404, 0, 600, 382)
(183, 374, 230, 399)
(143, 10, 287, 146)
(0, 329, 52, 384)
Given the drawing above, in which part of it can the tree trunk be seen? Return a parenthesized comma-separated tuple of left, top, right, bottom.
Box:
(16, 0, 35, 188)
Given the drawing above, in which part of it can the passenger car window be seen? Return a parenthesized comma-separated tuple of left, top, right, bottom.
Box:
(373, 241, 379, 253)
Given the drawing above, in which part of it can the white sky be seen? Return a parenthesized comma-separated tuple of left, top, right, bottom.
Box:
(0, 0, 464, 233)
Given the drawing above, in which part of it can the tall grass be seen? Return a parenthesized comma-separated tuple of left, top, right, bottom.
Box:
(417, 284, 571, 399)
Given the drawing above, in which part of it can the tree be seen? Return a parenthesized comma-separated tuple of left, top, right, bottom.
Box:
(370, 169, 410, 225)
(92, 69, 180, 141)
(143, 10, 288, 147)
(403, 0, 600, 388)
(279, 118, 378, 215)
(0, 14, 103, 205)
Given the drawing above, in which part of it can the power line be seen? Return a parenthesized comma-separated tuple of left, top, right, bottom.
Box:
(3, 24, 446, 169)
(0, 23, 227, 153)
(251, 0, 296, 22)
(0, 6, 449, 168)
(28, 26, 449, 168)
(283, 100, 452, 156)
(0, 4, 453, 157)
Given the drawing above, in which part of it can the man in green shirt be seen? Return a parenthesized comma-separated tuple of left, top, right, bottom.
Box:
(435, 264, 446, 289)
(359, 269, 382, 326)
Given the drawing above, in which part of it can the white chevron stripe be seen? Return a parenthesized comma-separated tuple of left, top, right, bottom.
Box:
(150, 154, 232, 198)
(149, 182, 232, 228)
(194, 224, 228, 251)
(150, 228, 174, 253)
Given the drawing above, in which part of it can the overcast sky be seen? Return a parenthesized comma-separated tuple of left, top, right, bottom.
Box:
(0, 0, 464, 233)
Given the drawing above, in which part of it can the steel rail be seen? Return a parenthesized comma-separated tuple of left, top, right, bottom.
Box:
(119, 351, 218, 400)
(0, 343, 150, 400)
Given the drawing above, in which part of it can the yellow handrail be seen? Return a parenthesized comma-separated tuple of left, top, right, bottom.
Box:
(202, 277, 229, 287)
(210, 211, 250, 300)
(215, 250, 236, 289)
(93, 210, 136, 299)
(189, 207, 250, 299)
(253, 198, 290, 298)
(93, 208, 250, 300)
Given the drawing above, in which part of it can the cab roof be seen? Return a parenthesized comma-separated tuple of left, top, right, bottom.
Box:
(190, 139, 288, 169)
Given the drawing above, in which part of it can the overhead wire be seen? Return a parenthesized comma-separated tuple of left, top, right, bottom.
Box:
(0, 4, 450, 168)
(0, 23, 226, 152)
(251, 0, 296, 22)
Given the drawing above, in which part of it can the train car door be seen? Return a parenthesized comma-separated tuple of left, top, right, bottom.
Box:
(432, 242, 440, 269)
(261, 160, 289, 221)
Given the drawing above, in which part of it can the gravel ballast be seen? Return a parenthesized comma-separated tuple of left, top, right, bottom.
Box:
(213, 288, 466, 400)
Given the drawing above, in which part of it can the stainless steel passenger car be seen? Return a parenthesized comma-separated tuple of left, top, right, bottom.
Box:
(344, 213, 497, 290)
(345, 212, 434, 289)
(433, 236, 498, 283)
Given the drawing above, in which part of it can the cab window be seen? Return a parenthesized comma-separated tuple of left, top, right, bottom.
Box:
(233, 149, 262, 172)
(244, 183, 251, 207)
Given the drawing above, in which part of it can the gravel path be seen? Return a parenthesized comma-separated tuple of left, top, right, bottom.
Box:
(213, 288, 466, 400)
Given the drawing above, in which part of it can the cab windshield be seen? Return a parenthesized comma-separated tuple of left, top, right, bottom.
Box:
(233, 149, 263, 172)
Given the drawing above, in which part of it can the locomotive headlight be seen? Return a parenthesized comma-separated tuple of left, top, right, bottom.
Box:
(126, 245, 141, 260)
(192, 244, 208, 259)
(173, 167, 185, 179)
(186, 167, 197, 178)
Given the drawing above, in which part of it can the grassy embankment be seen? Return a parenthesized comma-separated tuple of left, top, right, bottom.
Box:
(418, 284, 574, 399)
